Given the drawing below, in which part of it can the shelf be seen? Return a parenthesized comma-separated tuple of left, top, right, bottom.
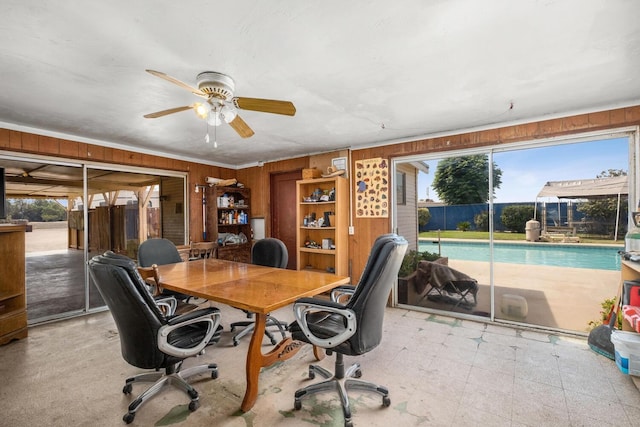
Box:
(206, 186, 252, 263)
(300, 201, 335, 205)
(299, 247, 336, 255)
(296, 176, 348, 276)
(300, 226, 335, 230)
(301, 267, 334, 274)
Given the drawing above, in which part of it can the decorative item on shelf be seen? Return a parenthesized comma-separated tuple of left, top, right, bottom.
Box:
(331, 157, 348, 178)
(304, 239, 321, 249)
(302, 168, 322, 179)
(322, 238, 333, 250)
(322, 212, 332, 227)
(213, 178, 239, 187)
(321, 166, 346, 178)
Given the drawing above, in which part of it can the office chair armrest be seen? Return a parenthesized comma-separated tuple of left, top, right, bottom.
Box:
(158, 307, 221, 358)
(330, 285, 356, 303)
(293, 299, 356, 348)
(155, 296, 177, 315)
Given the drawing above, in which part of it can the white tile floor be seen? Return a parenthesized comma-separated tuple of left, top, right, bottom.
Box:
(1, 304, 639, 426)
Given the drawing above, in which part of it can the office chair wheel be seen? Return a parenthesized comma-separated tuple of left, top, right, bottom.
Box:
(123, 412, 135, 424)
(188, 400, 200, 412)
(294, 399, 302, 410)
(233, 338, 240, 346)
(308, 366, 315, 379)
(353, 369, 362, 378)
(122, 383, 133, 394)
(211, 370, 218, 379)
(382, 396, 391, 407)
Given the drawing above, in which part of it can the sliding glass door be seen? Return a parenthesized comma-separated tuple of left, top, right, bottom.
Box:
(84, 166, 187, 311)
(394, 133, 631, 333)
(0, 155, 187, 323)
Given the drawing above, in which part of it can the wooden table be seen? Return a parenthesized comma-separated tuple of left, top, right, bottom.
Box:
(155, 258, 350, 411)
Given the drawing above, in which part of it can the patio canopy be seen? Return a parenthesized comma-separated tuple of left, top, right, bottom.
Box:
(537, 175, 628, 199)
(536, 175, 628, 241)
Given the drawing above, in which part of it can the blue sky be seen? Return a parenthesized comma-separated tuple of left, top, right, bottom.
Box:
(417, 137, 629, 203)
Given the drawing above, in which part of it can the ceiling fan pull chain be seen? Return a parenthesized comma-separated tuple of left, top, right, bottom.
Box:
(214, 119, 218, 148)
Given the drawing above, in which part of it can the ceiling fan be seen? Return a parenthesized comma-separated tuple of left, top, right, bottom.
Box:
(143, 69, 296, 139)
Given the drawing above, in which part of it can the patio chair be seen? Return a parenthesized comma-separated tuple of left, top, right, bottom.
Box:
(415, 260, 478, 310)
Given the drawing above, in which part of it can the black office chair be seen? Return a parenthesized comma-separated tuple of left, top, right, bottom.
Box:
(88, 252, 223, 424)
(229, 238, 289, 346)
(138, 238, 193, 303)
(288, 234, 408, 427)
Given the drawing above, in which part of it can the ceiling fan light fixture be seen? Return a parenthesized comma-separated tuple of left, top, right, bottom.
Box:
(220, 104, 237, 123)
(194, 102, 210, 119)
(207, 110, 222, 126)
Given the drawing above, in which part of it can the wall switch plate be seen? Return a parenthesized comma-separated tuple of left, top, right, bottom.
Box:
(348, 226, 355, 235)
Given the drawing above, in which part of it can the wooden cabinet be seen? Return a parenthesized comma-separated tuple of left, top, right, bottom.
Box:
(206, 186, 252, 263)
(296, 177, 349, 276)
(0, 224, 27, 345)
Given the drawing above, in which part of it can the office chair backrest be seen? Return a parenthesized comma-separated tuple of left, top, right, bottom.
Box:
(345, 234, 407, 354)
(354, 233, 397, 286)
(251, 238, 288, 268)
(89, 253, 177, 369)
(138, 238, 183, 267)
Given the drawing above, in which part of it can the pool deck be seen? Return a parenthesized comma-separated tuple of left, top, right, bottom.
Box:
(404, 254, 620, 333)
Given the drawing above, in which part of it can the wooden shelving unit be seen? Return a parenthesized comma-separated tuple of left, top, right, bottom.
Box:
(0, 224, 27, 345)
(206, 186, 252, 263)
(296, 176, 349, 276)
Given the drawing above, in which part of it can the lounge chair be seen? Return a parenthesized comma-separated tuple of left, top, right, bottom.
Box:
(414, 260, 478, 310)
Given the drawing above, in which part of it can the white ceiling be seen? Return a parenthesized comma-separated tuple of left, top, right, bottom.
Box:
(1, 1, 639, 169)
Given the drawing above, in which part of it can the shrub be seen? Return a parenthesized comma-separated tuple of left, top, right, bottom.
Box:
(501, 205, 534, 233)
(398, 249, 441, 278)
(457, 221, 471, 231)
(474, 211, 489, 231)
(418, 208, 431, 230)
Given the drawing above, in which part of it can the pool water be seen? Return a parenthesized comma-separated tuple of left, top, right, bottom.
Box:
(419, 240, 623, 271)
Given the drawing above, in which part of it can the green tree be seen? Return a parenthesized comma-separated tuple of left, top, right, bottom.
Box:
(577, 170, 627, 236)
(6, 199, 67, 222)
(501, 205, 534, 233)
(432, 155, 503, 205)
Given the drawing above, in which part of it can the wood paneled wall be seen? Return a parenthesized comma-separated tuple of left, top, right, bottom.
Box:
(347, 106, 640, 281)
(3, 105, 640, 283)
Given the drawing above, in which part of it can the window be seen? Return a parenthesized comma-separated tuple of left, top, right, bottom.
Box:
(396, 171, 406, 205)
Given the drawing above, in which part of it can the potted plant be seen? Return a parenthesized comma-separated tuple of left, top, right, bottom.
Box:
(397, 249, 447, 304)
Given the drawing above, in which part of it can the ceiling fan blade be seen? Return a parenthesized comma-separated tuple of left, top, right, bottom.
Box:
(228, 115, 255, 138)
(145, 69, 207, 97)
(144, 105, 193, 118)
(232, 97, 296, 116)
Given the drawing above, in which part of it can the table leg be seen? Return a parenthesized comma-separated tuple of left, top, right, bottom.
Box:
(240, 313, 305, 412)
(313, 345, 326, 361)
